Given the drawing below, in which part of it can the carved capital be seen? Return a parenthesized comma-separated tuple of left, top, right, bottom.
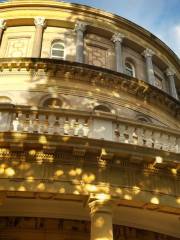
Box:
(88, 198, 112, 215)
(143, 48, 155, 58)
(75, 21, 87, 32)
(112, 32, 124, 43)
(166, 68, 175, 77)
(0, 19, 6, 30)
(34, 16, 46, 27)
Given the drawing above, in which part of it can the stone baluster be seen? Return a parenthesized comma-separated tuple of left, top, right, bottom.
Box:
(143, 48, 156, 86)
(112, 33, 124, 73)
(75, 21, 87, 63)
(0, 19, 6, 45)
(32, 16, 46, 58)
(166, 68, 179, 100)
(89, 199, 113, 240)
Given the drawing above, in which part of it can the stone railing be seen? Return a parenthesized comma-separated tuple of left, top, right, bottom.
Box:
(0, 105, 180, 154)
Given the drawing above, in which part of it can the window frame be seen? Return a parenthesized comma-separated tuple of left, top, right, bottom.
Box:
(125, 61, 136, 78)
(50, 41, 65, 60)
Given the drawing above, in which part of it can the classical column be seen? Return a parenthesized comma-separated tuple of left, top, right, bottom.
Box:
(143, 48, 156, 86)
(112, 33, 124, 73)
(0, 19, 6, 45)
(89, 199, 113, 240)
(32, 16, 46, 58)
(166, 68, 179, 100)
(75, 21, 87, 63)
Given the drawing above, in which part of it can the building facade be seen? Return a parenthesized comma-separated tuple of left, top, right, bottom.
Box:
(0, 0, 179, 239)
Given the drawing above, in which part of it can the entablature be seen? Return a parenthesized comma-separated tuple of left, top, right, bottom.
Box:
(0, 58, 179, 118)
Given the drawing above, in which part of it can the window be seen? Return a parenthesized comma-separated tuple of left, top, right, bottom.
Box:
(0, 96, 12, 104)
(136, 115, 151, 123)
(43, 98, 62, 109)
(125, 62, 136, 77)
(51, 41, 65, 60)
(94, 105, 111, 113)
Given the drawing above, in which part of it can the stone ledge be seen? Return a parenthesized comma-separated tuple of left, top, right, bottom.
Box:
(0, 58, 179, 118)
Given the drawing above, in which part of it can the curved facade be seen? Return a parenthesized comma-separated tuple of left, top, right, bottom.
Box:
(0, 0, 179, 239)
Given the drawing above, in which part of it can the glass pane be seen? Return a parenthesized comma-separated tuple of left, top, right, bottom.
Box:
(52, 50, 64, 57)
(53, 43, 64, 50)
(126, 68, 133, 76)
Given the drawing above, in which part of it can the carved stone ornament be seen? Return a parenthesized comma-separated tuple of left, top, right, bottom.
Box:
(111, 32, 124, 43)
(0, 19, 6, 30)
(75, 21, 87, 32)
(142, 48, 155, 58)
(166, 68, 175, 77)
(34, 16, 46, 27)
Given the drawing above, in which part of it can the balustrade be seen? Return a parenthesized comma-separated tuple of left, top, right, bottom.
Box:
(0, 106, 179, 154)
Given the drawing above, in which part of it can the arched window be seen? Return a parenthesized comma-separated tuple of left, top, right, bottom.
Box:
(94, 105, 111, 113)
(125, 62, 136, 77)
(0, 96, 12, 104)
(43, 98, 62, 109)
(51, 41, 65, 60)
(136, 115, 151, 124)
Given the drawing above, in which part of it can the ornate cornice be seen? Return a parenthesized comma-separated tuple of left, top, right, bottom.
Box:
(0, 58, 179, 118)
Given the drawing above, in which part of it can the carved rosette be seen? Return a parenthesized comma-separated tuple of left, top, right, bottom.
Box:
(143, 48, 155, 58)
(111, 32, 124, 43)
(34, 16, 46, 27)
(0, 19, 6, 30)
(75, 21, 87, 33)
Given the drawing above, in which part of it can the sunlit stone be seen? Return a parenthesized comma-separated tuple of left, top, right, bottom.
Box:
(5, 167, 15, 177)
(55, 169, 64, 177)
(124, 194, 132, 200)
(150, 197, 159, 205)
(37, 183, 45, 191)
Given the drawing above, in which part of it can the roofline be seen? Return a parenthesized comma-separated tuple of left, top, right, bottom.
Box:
(0, 0, 179, 68)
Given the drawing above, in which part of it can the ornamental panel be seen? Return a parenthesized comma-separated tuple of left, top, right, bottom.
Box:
(5, 37, 30, 58)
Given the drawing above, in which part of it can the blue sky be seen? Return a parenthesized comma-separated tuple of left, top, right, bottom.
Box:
(64, 0, 180, 57)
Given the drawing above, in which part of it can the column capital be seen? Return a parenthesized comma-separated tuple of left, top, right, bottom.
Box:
(34, 16, 46, 27)
(143, 48, 155, 58)
(88, 197, 113, 216)
(112, 32, 124, 43)
(75, 21, 87, 32)
(166, 68, 175, 77)
(0, 19, 6, 30)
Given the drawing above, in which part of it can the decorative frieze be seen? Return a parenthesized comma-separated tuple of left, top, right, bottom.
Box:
(0, 59, 179, 118)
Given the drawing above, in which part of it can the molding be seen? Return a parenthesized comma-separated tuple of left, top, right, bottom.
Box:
(0, 58, 179, 118)
(0, 1, 179, 73)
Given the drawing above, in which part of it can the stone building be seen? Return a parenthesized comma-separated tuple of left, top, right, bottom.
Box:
(0, 0, 179, 239)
